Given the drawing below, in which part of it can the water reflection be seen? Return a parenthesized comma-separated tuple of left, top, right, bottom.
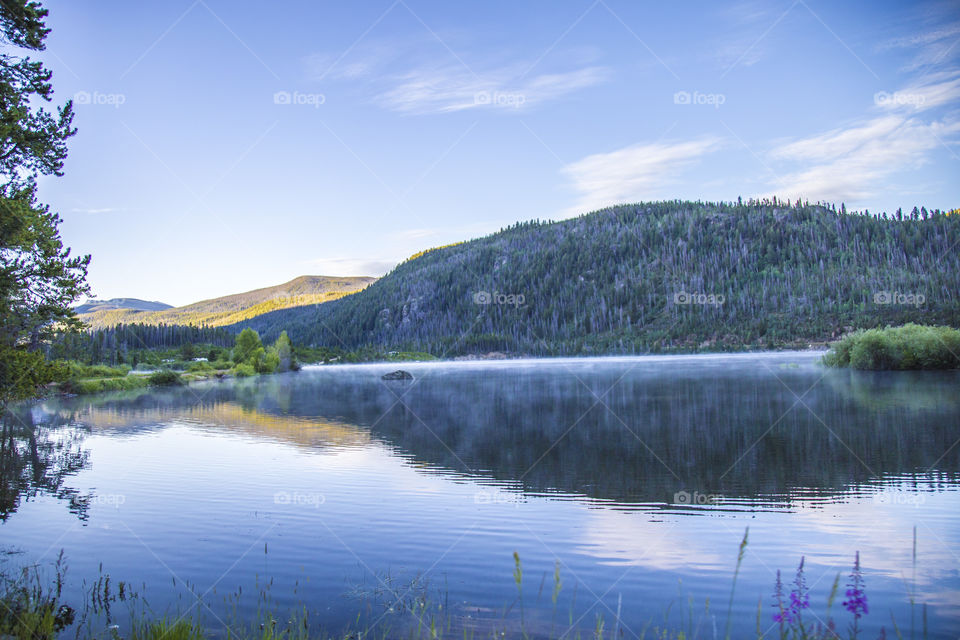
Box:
(31, 355, 960, 508)
(0, 408, 91, 521)
(5, 354, 959, 637)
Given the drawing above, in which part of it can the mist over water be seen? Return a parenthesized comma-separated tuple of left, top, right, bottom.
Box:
(3, 352, 959, 637)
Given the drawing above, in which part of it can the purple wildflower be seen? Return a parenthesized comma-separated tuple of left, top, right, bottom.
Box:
(790, 556, 810, 615)
(843, 551, 869, 619)
(772, 569, 794, 624)
(773, 557, 812, 626)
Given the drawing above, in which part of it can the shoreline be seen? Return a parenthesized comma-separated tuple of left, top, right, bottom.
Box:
(18, 347, 830, 407)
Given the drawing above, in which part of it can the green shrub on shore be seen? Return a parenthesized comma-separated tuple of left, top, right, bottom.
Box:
(823, 324, 960, 370)
(147, 370, 183, 386)
(66, 363, 131, 379)
(61, 376, 148, 394)
(232, 363, 256, 377)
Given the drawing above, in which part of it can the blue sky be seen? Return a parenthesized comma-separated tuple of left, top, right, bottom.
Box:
(36, 0, 960, 305)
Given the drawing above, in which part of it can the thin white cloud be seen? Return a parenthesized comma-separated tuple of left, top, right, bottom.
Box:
(304, 39, 610, 115)
(394, 228, 441, 241)
(710, 0, 798, 71)
(377, 64, 609, 114)
(879, 12, 960, 72)
(70, 207, 119, 214)
(766, 73, 960, 204)
(770, 115, 908, 163)
(875, 70, 960, 112)
(301, 257, 397, 277)
(561, 137, 725, 216)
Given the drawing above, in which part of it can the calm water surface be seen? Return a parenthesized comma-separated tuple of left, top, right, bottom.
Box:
(2, 352, 959, 637)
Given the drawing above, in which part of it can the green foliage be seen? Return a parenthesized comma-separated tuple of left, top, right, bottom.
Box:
(232, 363, 256, 378)
(0, 557, 74, 640)
(231, 328, 299, 374)
(0, 345, 65, 400)
(179, 342, 197, 360)
(61, 375, 148, 394)
(228, 200, 960, 356)
(66, 362, 130, 379)
(0, 0, 87, 403)
(147, 370, 183, 386)
(271, 330, 297, 372)
(49, 324, 233, 365)
(130, 618, 205, 640)
(823, 324, 960, 370)
(259, 349, 280, 374)
(233, 328, 263, 364)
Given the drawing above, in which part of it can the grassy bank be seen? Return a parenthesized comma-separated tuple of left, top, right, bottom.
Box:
(823, 324, 960, 370)
(55, 363, 212, 396)
(0, 531, 929, 640)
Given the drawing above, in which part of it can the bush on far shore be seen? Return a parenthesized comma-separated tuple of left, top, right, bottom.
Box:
(232, 363, 256, 378)
(823, 323, 960, 370)
(147, 370, 183, 386)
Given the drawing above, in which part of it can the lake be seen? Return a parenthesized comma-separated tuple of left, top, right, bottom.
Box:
(2, 352, 959, 638)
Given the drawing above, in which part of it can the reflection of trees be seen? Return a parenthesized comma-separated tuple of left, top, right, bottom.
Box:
(822, 367, 960, 412)
(38, 364, 960, 506)
(0, 410, 91, 521)
(332, 368, 960, 503)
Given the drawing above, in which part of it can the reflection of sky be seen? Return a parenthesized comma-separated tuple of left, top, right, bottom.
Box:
(4, 421, 957, 635)
(576, 486, 960, 612)
(8, 355, 960, 637)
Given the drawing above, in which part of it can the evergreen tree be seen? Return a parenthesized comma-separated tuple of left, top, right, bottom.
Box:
(0, 0, 86, 403)
(227, 200, 960, 356)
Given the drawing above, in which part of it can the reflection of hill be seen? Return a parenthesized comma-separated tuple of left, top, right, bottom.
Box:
(41, 360, 960, 505)
(65, 399, 371, 450)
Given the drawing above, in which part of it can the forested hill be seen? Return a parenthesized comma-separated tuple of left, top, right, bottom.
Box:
(78, 275, 376, 330)
(231, 200, 960, 355)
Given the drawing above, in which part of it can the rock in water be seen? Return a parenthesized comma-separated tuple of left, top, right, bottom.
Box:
(382, 369, 413, 380)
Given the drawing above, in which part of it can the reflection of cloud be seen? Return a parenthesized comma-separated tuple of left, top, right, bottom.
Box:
(790, 484, 960, 613)
(561, 137, 724, 216)
(578, 507, 731, 572)
(575, 483, 960, 617)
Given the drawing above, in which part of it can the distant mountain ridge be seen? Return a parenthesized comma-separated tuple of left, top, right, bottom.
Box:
(228, 200, 960, 354)
(77, 275, 376, 330)
(75, 298, 172, 314)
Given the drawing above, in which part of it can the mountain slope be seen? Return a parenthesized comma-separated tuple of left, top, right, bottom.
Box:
(75, 298, 172, 314)
(78, 275, 376, 330)
(231, 201, 960, 355)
